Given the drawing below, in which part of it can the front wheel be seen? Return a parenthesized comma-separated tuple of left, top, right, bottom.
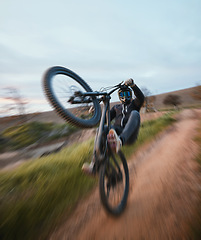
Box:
(99, 151, 129, 216)
(43, 66, 101, 128)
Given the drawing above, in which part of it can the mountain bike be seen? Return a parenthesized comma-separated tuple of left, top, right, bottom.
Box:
(43, 66, 129, 216)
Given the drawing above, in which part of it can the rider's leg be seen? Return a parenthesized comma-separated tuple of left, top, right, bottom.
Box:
(107, 111, 140, 152)
(83, 111, 140, 173)
(120, 110, 140, 145)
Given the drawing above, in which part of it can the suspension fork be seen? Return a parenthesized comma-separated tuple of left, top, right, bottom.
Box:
(94, 95, 111, 161)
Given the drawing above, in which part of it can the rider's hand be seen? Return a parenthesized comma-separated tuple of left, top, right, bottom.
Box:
(125, 78, 135, 87)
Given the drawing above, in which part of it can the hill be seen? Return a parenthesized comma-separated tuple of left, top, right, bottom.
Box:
(151, 86, 201, 110)
(0, 86, 200, 132)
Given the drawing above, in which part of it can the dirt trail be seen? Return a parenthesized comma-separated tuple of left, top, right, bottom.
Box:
(50, 109, 201, 240)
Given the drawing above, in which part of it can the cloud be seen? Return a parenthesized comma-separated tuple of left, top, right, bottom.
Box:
(0, 0, 201, 114)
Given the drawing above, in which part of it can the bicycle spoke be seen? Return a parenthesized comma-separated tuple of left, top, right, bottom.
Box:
(43, 66, 101, 128)
(51, 74, 95, 120)
(102, 154, 127, 209)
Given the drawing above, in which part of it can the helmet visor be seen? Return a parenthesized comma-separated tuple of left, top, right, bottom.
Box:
(119, 91, 131, 98)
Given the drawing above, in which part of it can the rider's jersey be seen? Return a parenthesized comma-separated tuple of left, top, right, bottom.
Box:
(110, 85, 144, 128)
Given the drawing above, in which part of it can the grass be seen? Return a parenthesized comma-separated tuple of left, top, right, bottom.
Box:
(0, 140, 95, 240)
(0, 121, 77, 152)
(0, 112, 176, 240)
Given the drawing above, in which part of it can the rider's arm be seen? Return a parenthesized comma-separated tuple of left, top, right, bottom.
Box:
(131, 85, 145, 109)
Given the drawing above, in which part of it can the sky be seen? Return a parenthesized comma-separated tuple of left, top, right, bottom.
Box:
(0, 0, 201, 115)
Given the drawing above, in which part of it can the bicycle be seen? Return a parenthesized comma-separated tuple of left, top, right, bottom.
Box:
(43, 66, 129, 216)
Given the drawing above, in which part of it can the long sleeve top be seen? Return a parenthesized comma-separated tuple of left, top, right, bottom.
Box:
(110, 85, 144, 128)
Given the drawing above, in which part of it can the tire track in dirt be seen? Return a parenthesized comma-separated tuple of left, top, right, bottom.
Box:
(49, 109, 201, 240)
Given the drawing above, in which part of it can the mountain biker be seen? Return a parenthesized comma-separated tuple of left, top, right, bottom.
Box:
(82, 78, 145, 174)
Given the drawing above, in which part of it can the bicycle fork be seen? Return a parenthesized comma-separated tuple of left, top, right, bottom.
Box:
(93, 96, 111, 172)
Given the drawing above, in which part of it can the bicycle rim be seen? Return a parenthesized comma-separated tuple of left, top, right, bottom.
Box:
(43, 66, 101, 128)
(99, 151, 129, 216)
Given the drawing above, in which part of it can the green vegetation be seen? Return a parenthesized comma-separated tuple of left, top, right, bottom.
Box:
(0, 140, 95, 240)
(123, 111, 176, 158)
(0, 121, 77, 152)
(190, 119, 201, 239)
(0, 113, 176, 240)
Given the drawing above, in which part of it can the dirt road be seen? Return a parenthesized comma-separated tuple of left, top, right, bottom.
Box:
(50, 109, 201, 240)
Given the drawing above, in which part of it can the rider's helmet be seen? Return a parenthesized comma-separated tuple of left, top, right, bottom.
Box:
(118, 86, 132, 104)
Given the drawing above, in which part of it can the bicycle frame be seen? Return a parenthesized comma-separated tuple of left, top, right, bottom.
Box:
(82, 86, 119, 162)
(95, 94, 111, 160)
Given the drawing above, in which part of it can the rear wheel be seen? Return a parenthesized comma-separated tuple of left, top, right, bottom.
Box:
(99, 151, 129, 216)
(43, 66, 101, 128)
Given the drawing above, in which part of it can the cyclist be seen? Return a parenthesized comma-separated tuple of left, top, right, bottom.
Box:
(82, 78, 145, 174)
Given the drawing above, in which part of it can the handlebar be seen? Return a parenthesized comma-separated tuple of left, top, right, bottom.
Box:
(68, 82, 125, 104)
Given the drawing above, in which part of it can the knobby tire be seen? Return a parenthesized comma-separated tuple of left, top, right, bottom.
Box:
(43, 66, 101, 128)
(99, 150, 129, 216)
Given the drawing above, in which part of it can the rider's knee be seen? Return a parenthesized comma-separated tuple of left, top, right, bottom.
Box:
(129, 110, 140, 123)
(130, 110, 140, 119)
